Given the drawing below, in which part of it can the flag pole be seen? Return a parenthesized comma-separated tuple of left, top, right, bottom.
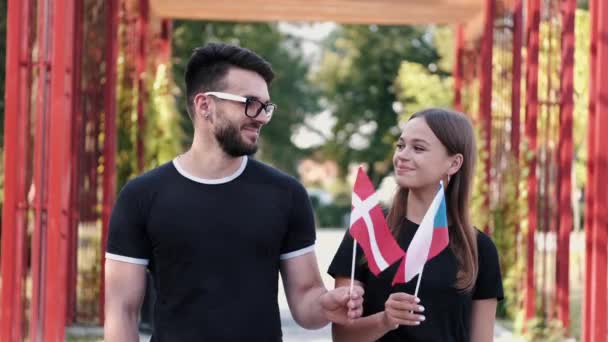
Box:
(414, 264, 425, 298)
(350, 241, 357, 295)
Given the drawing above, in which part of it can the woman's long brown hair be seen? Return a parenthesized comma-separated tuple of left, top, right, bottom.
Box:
(386, 108, 478, 291)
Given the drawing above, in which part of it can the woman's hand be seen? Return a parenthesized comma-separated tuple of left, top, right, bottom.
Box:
(382, 292, 426, 330)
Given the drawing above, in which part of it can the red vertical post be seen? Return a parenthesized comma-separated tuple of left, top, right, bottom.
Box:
(556, 0, 575, 332)
(66, 0, 84, 324)
(453, 24, 464, 112)
(479, 0, 494, 234)
(100, 0, 120, 324)
(590, 0, 608, 340)
(42, 0, 76, 339)
(511, 0, 522, 164)
(582, 0, 598, 340)
(30, 0, 53, 339)
(0, 0, 33, 341)
(136, 0, 149, 172)
(524, 0, 541, 323)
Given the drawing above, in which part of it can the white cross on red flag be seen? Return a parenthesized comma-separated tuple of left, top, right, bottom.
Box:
(349, 167, 404, 275)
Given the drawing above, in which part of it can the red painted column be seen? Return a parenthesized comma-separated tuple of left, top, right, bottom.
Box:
(66, 0, 84, 324)
(30, 0, 53, 339)
(583, 0, 598, 340)
(453, 24, 464, 112)
(590, 0, 608, 340)
(479, 0, 494, 234)
(524, 0, 541, 322)
(42, 0, 76, 339)
(136, 0, 149, 172)
(100, 0, 120, 324)
(511, 0, 522, 163)
(556, 0, 575, 331)
(0, 0, 33, 341)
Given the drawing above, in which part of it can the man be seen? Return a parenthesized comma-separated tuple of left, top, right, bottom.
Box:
(104, 43, 364, 341)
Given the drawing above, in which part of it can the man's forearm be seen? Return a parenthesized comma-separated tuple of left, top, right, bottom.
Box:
(104, 310, 140, 342)
(333, 312, 392, 342)
(293, 286, 330, 329)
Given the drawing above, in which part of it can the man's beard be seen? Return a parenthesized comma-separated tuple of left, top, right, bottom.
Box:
(215, 120, 258, 157)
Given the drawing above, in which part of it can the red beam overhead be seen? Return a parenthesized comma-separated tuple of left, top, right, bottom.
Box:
(583, 0, 598, 341)
(524, 0, 541, 322)
(556, 0, 575, 332)
(0, 0, 33, 341)
(150, 0, 483, 25)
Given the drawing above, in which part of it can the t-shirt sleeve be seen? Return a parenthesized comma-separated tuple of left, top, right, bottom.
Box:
(327, 230, 366, 282)
(105, 180, 152, 266)
(473, 231, 504, 301)
(279, 181, 316, 260)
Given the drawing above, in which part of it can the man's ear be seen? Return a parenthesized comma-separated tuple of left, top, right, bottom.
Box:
(193, 93, 213, 119)
(447, 153, 464, 176)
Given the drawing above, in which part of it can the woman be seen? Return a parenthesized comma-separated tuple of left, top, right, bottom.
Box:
(328, 108, 503, 342)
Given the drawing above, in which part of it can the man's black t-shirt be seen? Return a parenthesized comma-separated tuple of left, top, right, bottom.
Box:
(106, 156, 316, 341)
(328, 218, 504, 342)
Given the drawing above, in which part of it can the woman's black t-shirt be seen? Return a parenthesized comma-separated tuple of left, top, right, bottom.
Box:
(328, 219, 504, 342)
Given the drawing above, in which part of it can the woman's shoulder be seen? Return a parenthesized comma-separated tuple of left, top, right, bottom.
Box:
(473, 228, 500, 258)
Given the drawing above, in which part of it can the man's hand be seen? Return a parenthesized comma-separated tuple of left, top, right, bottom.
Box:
(320, 285, 365, 325)
(382, 292, 425, 329)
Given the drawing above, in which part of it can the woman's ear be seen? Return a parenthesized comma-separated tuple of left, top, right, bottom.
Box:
(447, 153, 464, 176)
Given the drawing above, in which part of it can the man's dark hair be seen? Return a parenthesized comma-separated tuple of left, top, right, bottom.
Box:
(184, 43, 274, 120)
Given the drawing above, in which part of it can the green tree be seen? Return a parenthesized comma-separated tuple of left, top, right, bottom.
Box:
(314, 24, 442, 184)
(171, 21, 321, 175)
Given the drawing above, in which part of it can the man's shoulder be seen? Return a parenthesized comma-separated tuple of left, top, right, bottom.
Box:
(122, 161, 176, 193)
(247, 158, 304, 189)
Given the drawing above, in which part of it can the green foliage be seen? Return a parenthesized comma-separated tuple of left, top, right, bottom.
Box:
(314, 24, 442, 185)
(394, 61, 453, 118)
(171, 21, 321, 175)
(310, 192, 350, 228)
(144, 64, 183, 169)
(522, 318, 568, 342)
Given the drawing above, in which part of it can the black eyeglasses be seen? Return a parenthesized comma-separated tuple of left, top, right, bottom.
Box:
(204, 92, 276, 120)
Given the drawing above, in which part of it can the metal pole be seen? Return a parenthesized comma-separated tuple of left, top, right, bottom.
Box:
(524, 0, 541, 322)
(453, 24, 464, 112)
(555, 0, 575, 331)
(479, 0, 495, 234)
(100, 0, 120, 324)
(0, 0, 33, 340)
(582, 0, 598, 340)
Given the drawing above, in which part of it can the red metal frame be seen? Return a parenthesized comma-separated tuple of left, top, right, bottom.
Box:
(42, 0, 77, 339)
(590, 1, 608, 340)
(66, 0, 85, 324)
(524, 0, 541, 322)
(479, 0, 494, 234)
(136, 0, 149, 172)
(100, 0, 120, 324)
(582, 0, 598, 341)
(0, 0, 33, 340)
(30, 0, 53, 338)
(453, 24, 464, 112)
(511, 0, 522, 164)
(555, 0, 575, 331)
